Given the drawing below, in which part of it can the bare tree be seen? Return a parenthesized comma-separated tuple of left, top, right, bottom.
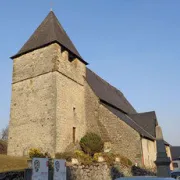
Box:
(1, 126, 8, 141)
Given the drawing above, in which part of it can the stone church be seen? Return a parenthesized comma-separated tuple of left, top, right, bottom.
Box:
(8, 11, 171, 168)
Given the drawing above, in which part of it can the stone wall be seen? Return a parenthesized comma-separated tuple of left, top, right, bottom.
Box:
(0, 171, 24, 180)
(55, 45, 86, 153)
(98, 104, 142, 164)
(55, 71, 86, 152)
(8, 44, 60, 156)
(8, 72, 57, 156)
(67, 163, 156, 180)
(84, 81, 101, 136)
(85, 81, 142, 164)
(141, 138, 172, 169)
(67, 163, 123, 180)
(0, 164, 156, 180)
(12, 43, 60, 83)
(8, 42, 87, 156)
(141, 138, 156, 168)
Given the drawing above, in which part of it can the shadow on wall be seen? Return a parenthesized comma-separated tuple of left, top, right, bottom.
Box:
(110, 166, 124, 180)
(0, 171, 24, 180)
(131, 165, 156, 176)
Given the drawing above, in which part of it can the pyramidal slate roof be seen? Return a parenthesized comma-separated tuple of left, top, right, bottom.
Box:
(86, 68, 137, 114)
(11, 11, 87, 64)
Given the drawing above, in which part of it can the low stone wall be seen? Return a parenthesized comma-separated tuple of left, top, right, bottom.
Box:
(67, 163, 156, 180)
(0, 171, 24, 180)
(0, 163, 156, 180)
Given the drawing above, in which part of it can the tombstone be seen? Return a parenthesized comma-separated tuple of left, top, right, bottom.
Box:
(154, 126, 171, 177)
(54, 159, 66, 180)
(32, 158, 49, 180)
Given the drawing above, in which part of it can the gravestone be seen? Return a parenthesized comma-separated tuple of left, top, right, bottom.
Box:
(54, 159, 66, 180)
(32, 158, 49, 180)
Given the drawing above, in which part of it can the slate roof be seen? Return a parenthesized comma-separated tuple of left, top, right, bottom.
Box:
(128, 113, 170, 145)
(11, 11, 87, 65)
(86, 68, 137, 114)
(102, 103, 155, 140)
(128, 112, 158, 138)
(86, 68, 170, 143)
(170, 146, 180, 160)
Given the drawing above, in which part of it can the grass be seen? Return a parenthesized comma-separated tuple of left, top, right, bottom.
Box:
(0, 154, 28, 173)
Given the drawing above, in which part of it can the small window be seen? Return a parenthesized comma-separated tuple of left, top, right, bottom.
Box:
(173, 163, 178, 168)
(73, 127, 76, 143)
(73, 107, 76, 113)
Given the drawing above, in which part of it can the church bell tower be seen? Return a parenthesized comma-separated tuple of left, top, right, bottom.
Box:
(8, 11, 88, 156)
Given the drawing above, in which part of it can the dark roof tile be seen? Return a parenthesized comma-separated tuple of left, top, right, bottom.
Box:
(86, 68, 169, 142)
(128, 112, 158, 138)
(86, 68, 136, 114)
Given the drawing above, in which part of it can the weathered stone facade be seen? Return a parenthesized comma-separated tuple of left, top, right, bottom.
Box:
(8, 42, 142, 164)
(84, 81, 142, 164)
(8, 43, 87, 156)
(8, 44, 59, 156)
(141, 138, 156, 168)
(98, 104, 142, 164)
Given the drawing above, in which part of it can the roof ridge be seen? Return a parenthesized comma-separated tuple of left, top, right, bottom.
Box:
(130, 111, 156, 115)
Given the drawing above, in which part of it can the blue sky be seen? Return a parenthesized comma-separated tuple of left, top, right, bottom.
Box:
(0, 0, 180, 145)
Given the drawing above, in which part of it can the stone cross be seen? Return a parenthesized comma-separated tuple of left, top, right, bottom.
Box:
(50, 0, 53, 11)
(154, 125, 171, 177)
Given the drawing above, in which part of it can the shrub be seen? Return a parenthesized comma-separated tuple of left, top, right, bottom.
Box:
(29, 148, 45, 158)
(55, 152, 74, 162)
(119, 155, 132, 167)
(93, 152, 115, 166)
(102, 153, 115, 166)
(0, 140, 7, 154)
(80, 133, 103, 156)
(93, 153, 103, 162)
(55, 151, 93, 165)
(127, 159, 133, 166)
(74, 150, 92, 165)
